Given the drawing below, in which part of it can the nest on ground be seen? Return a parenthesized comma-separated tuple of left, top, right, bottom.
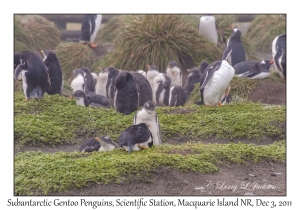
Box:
(18, 15, 61, 52)
(99, 15, 221, 72)
(245, 15, 286, 53)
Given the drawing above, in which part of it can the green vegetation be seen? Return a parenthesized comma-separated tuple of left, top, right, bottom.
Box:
(14, 140, 285, 195)
(14, 88, 285, 148)
(245, 15, 286, 53)
(99, 15, 221, 72)
(14, 15, 33, 52)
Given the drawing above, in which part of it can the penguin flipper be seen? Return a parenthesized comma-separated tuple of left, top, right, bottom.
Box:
(200, 67, 215, 90)
(222, 46, 232, 61)
(90, 103, 109, 108)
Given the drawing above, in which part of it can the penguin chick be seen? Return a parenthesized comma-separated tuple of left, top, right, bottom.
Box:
(118, 123, 153, 154)
(79, 137, 101, 152)
(94, 135, 119, 152)
(166, 60, 182, 86)
(70, 90, 112, 108)
(134, 101, 162, 145)
(169, 85, 187, 107)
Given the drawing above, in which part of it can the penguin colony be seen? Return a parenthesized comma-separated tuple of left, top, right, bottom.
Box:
(14, 14, 285, 154)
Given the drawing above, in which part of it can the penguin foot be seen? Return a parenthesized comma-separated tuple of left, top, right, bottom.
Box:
(88, 42, 98, 48)
(138, 144, 148, 149)
(217, 103, 222, 107)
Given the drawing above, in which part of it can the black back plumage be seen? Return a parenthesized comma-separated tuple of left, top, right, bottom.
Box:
(155, 73, 171, 106)
(81, 67, 95, 92)
(72, 90, 112, 108)
(131, 72, 153, 105)
(42, 50, 63, 95)
(222, 29, 246, 66)
(106, 67, 120, 99)
(169, 86, 187, 107)
(14, 51, 50, 99)
(80, 14, 97, 41)
(79, 137, 100, 152)
(118, 123, 153, 153)
(233, 60, 274, 78)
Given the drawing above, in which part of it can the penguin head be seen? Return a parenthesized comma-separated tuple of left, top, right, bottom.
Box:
(72, 68, 84, 79)
(94, 135, 117, 148)
(70, 90, 87, 99)
(147, 64, 159, 71)
(81, 67, 91, 74)
(259, 60, 275, 72)
(231, 27, 242, 38)
(115, 70, 128, 89)
(14, 60, 27, 81)
(143, 100, 156, 115)
(41, 50, 57, 63)
(100, 67, 108, 73)
(167, 60, 179, 69)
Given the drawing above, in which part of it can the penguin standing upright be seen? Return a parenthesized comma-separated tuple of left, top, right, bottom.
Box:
(198, 15, 225, 45)
(133, 101, 162, 145)
(14, 51, 50, 101)
(80, 14, 102, 48)
(91, 72, 99, 87)
(70, 90, 112, 108)
(70, 69, 85, 92)
(146, 64, 160, 96)
(184, 60, 209, 95)
(272, 34, 286, 78)
(81, 67, 95, 92)
(114, 70, 152, 115)
(222, 26, 246, 66)
(234, 60, 275, 79)
(106, 67, 120, 100)
(95, 68, 108, 97)
(118, 123, 153, 154)
(152, 73, 171, 106)
(196, 60, 235, 106)
(41, 50, 63, 95)
(169, 86, 187, 107)
(166, 60, 182, 86)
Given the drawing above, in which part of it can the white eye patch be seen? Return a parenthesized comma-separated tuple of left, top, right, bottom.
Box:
(261, 60, 266, 64)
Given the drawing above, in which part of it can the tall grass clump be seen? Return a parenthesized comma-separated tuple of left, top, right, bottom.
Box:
(14, 15, 33, 52)
(100, 15, 221, 72)
(19, 15, 61, 52)
(245, 15, 286, 53)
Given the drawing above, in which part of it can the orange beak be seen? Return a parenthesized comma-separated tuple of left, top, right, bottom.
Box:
(69, 96, 73, 99)
(270, 60, 275, 64)
(147, 124, 151, 128)
(41, 50, 45, 56)
(187, 69, 190, 73)
(94, 137, 102, 141)
(167, 66, 171, 69)
(231, 24, 234, 29)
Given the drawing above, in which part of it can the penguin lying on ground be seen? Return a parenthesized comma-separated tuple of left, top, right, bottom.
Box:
(233, 60, 275, 79)
(133, 101, 162, 145)
(41, 50, 63, 95)
(118, 123, 153, 154)
(198, 15, 225, 45)
(14, 51, 50, 101)
(272, 34, 286, 79)
(222, 25, 246, 66)
(196, 60, 235, 106)
(146, 65, 160, 93)
(106, 67, 120, 100)
(80, 14, 102, 48)
(70, 90, 112, 108)
(166, 60, 182, 86)
(114, 70, 152, 115)
(184, 61, 209, 95)
(95, 68, 109, 97)
(169, 85, 187, 107)
(79, 135, 118, 152)
(152, 73, 171, 106)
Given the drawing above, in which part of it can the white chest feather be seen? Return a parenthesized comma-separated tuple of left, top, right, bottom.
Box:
(76, 97, 86, 107)
(22, 71, 28, 98)
(203, 60, 235, 106)
(199, 16, 218, 44)
(95, 72, 108, 97)
(90, 14, 102, 42)
(98, 143, 115, 152)
(147, 71, 159, 91)
(250, 72, 270, 79)
(71, 75, 85, 92)
(166, 67, 182, 86)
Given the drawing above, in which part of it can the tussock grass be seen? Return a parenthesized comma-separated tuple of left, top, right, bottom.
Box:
(14, 140, 286, 195)
(100, 15, 221, 72)
(55, 42, 96, 81)
(14, 89, 285, 148)
(14, 15, 33, 52)
(245, 15, 286, 53)
(19, 15, 61, 52)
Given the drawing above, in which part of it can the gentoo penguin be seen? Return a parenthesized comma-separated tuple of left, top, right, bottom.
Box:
(95, 68, 108, 97)
(152, 73, 171, 106)
(222, 25, 246, 66)
(133, 101, 162, 145)
(41, 50, 63, 95)
(184, 61, 209, 95)
(80, 14, 102, 48)
(118, 123, 153, 154)
(169, 86, 187, 107)
(106, 67, 120, 100)
(166, 60, 182, 86)
(146, 64, 160, 94)
(233, 60, 275, 79)
(198, 15, 225, 45)
(95, 135, 118, 152)
(196, 60, 235, 106)
(91, 72, 99, 87)
(70, 90, 112, 108)
(114, 70, 152, 115)
(14, 51, 50, 101)
(70, 69, 85, 92)
(79, 137, 100, 152)
(137, 70, 147, 78)
(272, 34, 286, 78)
(81, 67, 95, 92)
